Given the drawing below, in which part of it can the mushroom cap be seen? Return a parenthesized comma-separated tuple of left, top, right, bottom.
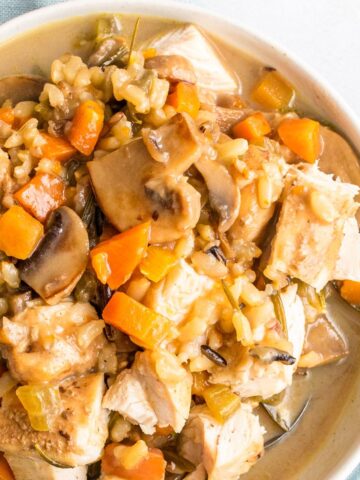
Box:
(19, 206, 89, 304)
(88, 113, 203, 243)
(144, 54, 197, 84)
(196, 157, 240, 232)
(0, 74, 46, 104)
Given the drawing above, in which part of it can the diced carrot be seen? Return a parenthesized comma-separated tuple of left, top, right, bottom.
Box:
(278, 118, 320, 163)
(0, 107, 14, 126)
(155, 425, 174, 436)
(0, 206, 43, 260)
(92, 252, 111, 285)
(252, 70, 295, 110)
(68, 100, 105, 155)
(102, 443, 166, 480)
(90, 222, 151, 290)
(0, 453, 15, 480)
(232, 112, 271, 141)
(142, 48, 157, 59)
(340, 280, 360, 305)
(166, 82, 200, 118)
(14, 172, 66, 222)
(37, 132, 77, 162)
(102, 292, 171, 349)
(139, 246, 178, 282)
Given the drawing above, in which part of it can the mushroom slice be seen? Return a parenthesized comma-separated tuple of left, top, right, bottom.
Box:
(213, 106, 249, 134)
(0, 74, 46, 104)
(202, 104, 252, 134)
(19, 207, 89, 305)
(230, 182, 276, 244)
(145, 176, 201, 243)
(319, 126, 360, 224)
(88, 137, 201, 243)
(88, 37, 128, 67)
(143, 24, 240, 95)
(196, 157, 240, 232)
(88, 139, 153, 234)
(298, 314, 348, 368)
(145, 54, 196, 84)
(142, 112, 202, 169)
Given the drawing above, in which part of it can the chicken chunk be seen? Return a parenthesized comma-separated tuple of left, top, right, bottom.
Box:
(333, 216, 360, 280)
(265, 165, 360, 290)
(145, 259, 214, 324)
(178, 405, 264, 480)
(0, 373, 108, 467)
(144, 24, 240, 97)
(103, 349, 192, 434)
(210, 285, 305, 399)
(0, 302, 106, 384)
(5, 454, 86, 480)
(102, 368, 157, 434)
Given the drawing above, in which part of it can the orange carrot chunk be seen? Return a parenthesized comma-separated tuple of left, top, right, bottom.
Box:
(68, 100, 104, 155)
(139, 246, 178, 282)
(167, 82, 200, 118)
(340, 280, 360, 305)
(232, 112, 271, 141)
(278, 117, 320, 163)
(252, 70, 295, 110)
(0, 107, 15, 126)
(102, 443, 166, 480)
(102, 292, 171, 349)
(90, 221, 151, 290)
(14, 172, 66, 223)
(38, 132, 77, 162)
(0, 453, 15, 480)
(0, 206, 43, 260)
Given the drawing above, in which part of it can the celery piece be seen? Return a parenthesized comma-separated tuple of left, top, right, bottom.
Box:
(203, 384, 241, 422)
(16, 384, 61, 432)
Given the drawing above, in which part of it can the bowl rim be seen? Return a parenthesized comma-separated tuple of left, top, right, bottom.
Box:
(0, 1, 359, 478)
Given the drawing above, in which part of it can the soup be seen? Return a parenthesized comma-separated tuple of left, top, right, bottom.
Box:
(0, 13, 359, 480)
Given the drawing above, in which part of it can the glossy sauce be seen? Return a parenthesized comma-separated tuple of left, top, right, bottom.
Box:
(0, 13, 359, 480)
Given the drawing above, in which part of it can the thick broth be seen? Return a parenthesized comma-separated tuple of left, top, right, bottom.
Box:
(0, 13, 359, 480)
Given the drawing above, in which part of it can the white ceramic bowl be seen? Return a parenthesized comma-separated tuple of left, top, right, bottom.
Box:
(0, 2, 359, 479)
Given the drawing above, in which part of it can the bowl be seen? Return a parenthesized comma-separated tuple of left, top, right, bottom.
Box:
(0, 1, 359, 479)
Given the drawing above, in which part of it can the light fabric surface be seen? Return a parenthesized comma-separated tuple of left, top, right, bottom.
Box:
(0, 0, 359, 478)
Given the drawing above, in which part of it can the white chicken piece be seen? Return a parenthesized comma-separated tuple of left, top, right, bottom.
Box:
(281, 285, 306, 361)
(265, 164, 360, 290)
(5, 454, 86, 480)
(0, 373, 108, 467)
(103, 349, 192, 434)
(0, 302, 106, 384)
(145, 259, 214, 324)
(178, 405, 264, 480)
(102, 368, 157, 434)
(143, 24, 240, 95)
(334, 216, 360, 280)
(210, 285, 305, 399)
